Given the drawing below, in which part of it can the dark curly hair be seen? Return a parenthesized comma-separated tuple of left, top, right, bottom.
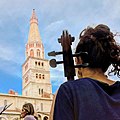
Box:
(75, 24, 120, 77)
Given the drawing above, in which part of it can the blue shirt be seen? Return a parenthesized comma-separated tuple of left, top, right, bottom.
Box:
(53, 78, 120, 120)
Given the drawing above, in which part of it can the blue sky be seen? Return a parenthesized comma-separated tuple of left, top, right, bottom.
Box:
(0, 0, 120, 95)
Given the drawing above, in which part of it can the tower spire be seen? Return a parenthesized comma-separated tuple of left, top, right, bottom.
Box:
(30, 9, 38, 24)
(26, 9, 44, 59)
(22, 10, 52, 99)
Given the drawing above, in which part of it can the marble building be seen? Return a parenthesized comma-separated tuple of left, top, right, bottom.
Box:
(0, 9, 53, 120)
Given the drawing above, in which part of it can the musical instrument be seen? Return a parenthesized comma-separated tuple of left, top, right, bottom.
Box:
(48, 30, 89, 81)
(0, 103, 13, 115)
(48, 30, 89, 120)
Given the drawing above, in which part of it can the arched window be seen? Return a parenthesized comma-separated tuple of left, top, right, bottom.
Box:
(39, 88, 41, 95)
(36, 74, 38, 78)
(4, 100, 7, 106)
(38, 62, 40, 66)
(42, 75, 45, 79)
(38, 114, 42, 120)
(42, 62, 44, 66)
(35, 61, 37, 66)
(39, 74, 41, 79)
(37, 49, 40, 57)
(41, 103, 43, 111)
(30, 49, 34, 57)
(25, 76, 28, 83)
(41, 89, 43, 94)
(43, 116, 48, 120)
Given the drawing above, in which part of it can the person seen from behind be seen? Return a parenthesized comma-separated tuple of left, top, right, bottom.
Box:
(53, 24, 120, 120)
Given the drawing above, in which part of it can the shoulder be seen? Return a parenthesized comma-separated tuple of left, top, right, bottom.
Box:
(24, 115, 36, 120)
(56, 78, 99, 103)
(60, 78, 96, 89)
(58, 78, 97, 95)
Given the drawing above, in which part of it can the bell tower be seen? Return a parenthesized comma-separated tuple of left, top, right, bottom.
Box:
(22, 9, 52, 98)
(26, 9, 44, 59)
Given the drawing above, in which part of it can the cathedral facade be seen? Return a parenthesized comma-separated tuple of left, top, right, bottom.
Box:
(0, 9, 53, 120)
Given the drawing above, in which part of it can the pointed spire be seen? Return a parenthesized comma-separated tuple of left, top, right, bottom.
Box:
(31, 9, 37, 19)
(28, 9, 42, 43)
(30, 9, 38, 25)
(26, 9, 44, 59)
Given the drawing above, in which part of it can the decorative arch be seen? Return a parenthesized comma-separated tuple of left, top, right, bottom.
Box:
(37, 49, 40, 57)
(0, 116, 8, 120)
(30, 49, 34, 57)
(43, 116, 48, 120)
(42, 75, 45, 79)
(12, 117, 19, 120)
(41, 62, 44, 66)
(38, 114, 42, 120)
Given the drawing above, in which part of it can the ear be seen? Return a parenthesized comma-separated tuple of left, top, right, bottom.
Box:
(75, 57, 83, 64)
